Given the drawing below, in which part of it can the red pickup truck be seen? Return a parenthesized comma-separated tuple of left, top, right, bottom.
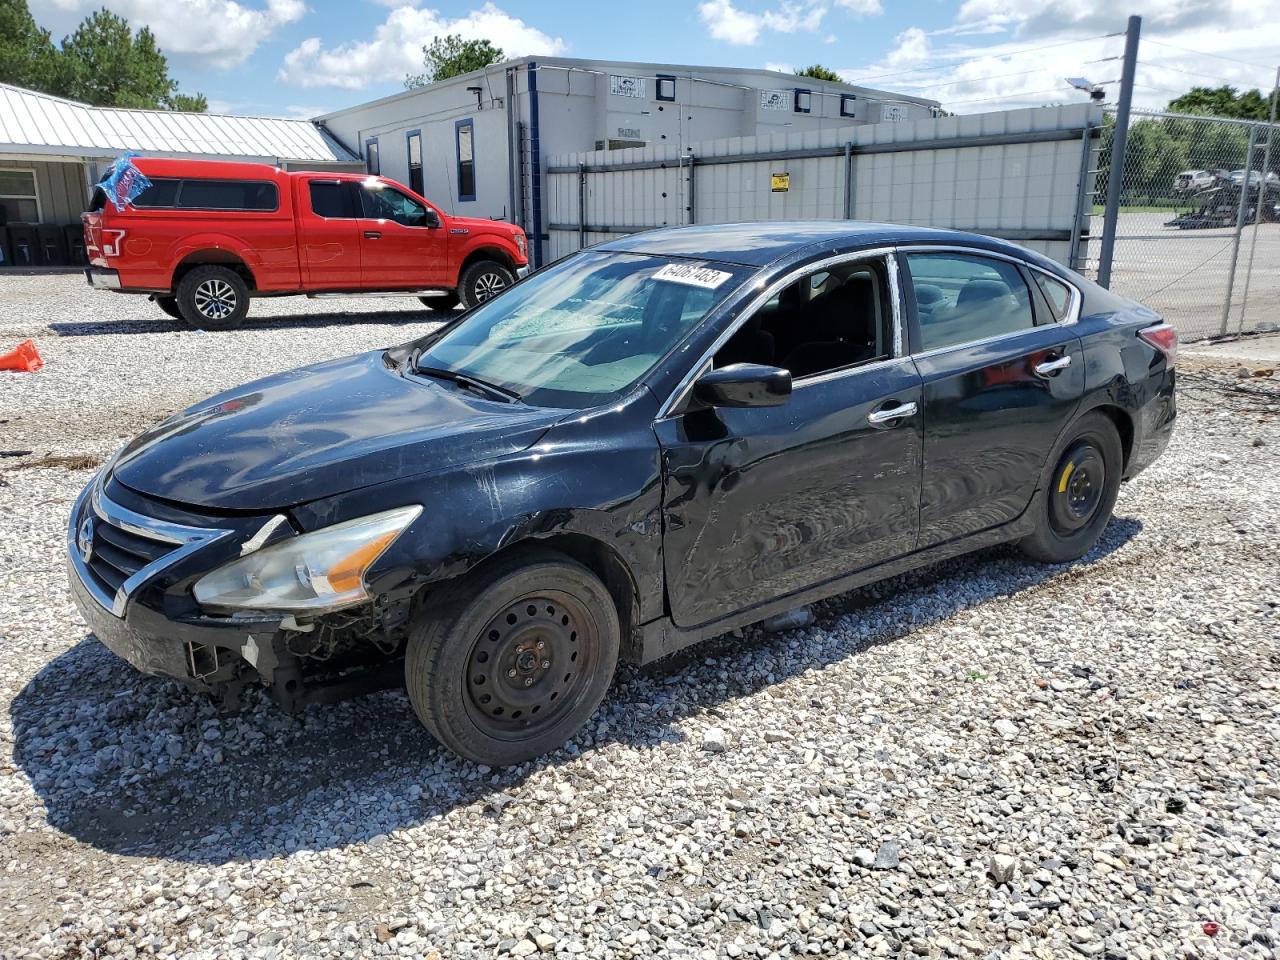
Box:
(83, 158, 529, 329)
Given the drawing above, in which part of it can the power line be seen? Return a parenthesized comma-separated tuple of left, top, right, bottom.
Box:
(1144, 39, 1277, 71)
(1136, 60, 1275, 88)
(943, 87, 1084, 107)
(913, 64, 1057, 92)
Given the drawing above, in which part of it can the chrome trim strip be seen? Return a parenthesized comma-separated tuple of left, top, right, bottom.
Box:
(68, 479, 232, 618)
(657, 246, 901, 419)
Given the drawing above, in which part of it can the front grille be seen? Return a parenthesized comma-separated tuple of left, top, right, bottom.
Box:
(69, 479, 232, 617)
(84, 515, 176, 598)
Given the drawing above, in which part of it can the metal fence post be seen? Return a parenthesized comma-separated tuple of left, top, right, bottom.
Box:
(843, 141, 854, 219)
(1236, 67, 1279, 333)
(1220, 123, 1258, 335)
(1097, 15, 1141, 288)
(1068, 124, 1093, 271)
(577, 162, 586, 250)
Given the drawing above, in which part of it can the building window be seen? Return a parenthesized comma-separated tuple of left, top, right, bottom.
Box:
(656, 75, 676, 102)
(406, 130, 423, 196)
(840, 94, 858, 118)
(0, 169, 40, 222)
(455, 119, 476, 202)
(794, 88, 812, 114)
(365, 138, 380, 175)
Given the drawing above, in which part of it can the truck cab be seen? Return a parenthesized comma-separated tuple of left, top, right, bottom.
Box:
(84, 158, 529, 329)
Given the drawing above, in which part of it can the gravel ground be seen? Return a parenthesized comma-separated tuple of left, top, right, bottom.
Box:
(1, 276, 1279, 960)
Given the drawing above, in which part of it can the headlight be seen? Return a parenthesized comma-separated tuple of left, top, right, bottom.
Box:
(193, 506, 421, 613)
(515, 232, 526, 257)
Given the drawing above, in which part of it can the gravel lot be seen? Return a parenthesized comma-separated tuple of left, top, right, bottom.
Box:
(1, 275, 1279, 960)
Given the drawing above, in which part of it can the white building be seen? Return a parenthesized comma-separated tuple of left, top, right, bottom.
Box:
(316, 56, 940, 266)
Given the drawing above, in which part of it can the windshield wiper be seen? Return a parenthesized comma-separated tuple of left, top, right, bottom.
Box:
(414, 364, 523, 404)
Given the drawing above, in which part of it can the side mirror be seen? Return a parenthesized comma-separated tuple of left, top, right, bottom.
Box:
(693, 363, 791, 409)
(424, 208, 441, 229)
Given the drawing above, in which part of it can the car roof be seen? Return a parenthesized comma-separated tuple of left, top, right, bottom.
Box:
(595, 220, 1043, 268)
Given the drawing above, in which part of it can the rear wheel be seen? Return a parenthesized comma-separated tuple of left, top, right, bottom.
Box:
(176, 265, 250, 330)
(457, 260, 514, 310)
(405, 549, 620, 766)
(153, 295, 183, 321)
(419, 293, 460, 313)
(1020, 412, 1123, 563)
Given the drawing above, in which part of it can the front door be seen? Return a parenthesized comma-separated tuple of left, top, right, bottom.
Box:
(357, 181, 448, 289)
(903, 250, 1085, 547)
(297, 180, 361, 289)
(656, 254, 924, 629)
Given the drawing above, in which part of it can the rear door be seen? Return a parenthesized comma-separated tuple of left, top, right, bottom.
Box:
(903, 248, 1084, 548)
(356, 180, 448, 289)
(297, 179, 361, 289)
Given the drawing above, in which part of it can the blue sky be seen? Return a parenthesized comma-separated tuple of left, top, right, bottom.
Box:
(33, 0, 1279, 118)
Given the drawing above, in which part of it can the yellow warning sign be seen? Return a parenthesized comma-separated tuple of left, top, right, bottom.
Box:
(770, 172, 790, 193)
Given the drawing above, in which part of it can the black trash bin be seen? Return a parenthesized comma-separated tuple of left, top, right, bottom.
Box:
(64, 223, 87, 265)
(38, 224, 69, 266)
(6, 224, 41, 266)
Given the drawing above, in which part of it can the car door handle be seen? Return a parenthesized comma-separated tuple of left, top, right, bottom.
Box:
(363, 230, 382, 240)
(867, 401, 918, 425)
(1034, 354, 1072, 377)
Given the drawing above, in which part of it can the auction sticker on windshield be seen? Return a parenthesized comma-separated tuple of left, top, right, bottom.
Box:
(653, 263, 734, 289)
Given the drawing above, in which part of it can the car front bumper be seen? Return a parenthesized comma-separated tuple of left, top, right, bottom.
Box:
(85, 267, 121, 290)
(516, 264, 531, 279)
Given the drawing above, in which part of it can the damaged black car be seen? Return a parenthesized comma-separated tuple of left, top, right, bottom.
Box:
(68, 222, 1176, 766)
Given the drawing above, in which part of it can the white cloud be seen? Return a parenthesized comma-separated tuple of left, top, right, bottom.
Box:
(43, 0, 303, 68)
(832, 0, 882, 13)
(697, 0, 833, 46)
(278, 2, 566, 89)
(835, 0, 1276, 114)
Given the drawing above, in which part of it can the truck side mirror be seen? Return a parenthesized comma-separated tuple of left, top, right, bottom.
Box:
(424, 208, 440, 229)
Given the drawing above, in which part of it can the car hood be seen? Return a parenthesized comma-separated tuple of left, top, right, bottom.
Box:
(111, 351, 559, 511)
(449, 215, 523, 241)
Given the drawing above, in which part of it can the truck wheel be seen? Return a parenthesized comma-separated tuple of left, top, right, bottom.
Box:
(1019, 412, 1123, 564)
(176, 265, 250, 331)
(153, 296, 183, 321)
(405, 549, 620, 767)
(419, 293, 460, 313)
(458, 260, 514, 310)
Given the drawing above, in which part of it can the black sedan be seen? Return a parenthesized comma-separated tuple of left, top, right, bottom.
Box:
(67, 222, 1177, 766)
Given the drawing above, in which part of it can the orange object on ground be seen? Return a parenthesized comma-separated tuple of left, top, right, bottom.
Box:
(0, 340, 43, 372)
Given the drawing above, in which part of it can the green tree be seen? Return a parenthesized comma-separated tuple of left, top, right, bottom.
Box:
(1168, 85, 1275, 122)
(0, 0, 58, 91)
(795, 64, 842, 82)
(405, 34, 505, 88)
(0, 1, 204, 111)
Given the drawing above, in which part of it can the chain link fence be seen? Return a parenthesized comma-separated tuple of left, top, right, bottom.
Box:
(1083, 108, 1280, 340)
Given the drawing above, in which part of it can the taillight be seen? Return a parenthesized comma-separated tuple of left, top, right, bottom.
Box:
(1138, 323, 1178, 367)
(101, 229, 126, 258)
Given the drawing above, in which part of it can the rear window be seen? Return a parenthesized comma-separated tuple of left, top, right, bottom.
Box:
(131, 178, 181, 208)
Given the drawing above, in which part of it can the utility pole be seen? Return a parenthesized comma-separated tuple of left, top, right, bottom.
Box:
(1236, 65, 1280, 333)
(1097, 15, 1141, 289)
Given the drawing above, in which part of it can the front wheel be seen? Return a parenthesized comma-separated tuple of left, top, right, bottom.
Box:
(1020, 412, 1123, 564)
(175, 265, 250, 330)
(457, 260, 515, 310)
(405, 550, 620, 766)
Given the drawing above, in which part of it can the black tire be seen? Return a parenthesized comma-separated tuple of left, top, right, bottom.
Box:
(405, 549, 620, 766)
(419, 293, 460, 313)
(1020, 412, 1124, 564)
(457, 260, 515, 310)
(175, 265, 250, 330)
(153, 295, 183, 321)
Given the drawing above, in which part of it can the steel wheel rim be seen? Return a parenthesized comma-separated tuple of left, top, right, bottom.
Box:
(1050, 441, 1104, 534)
(463, 590, 598, 741)
(194, 279, 237, 320)
(474, 272, 507, 302)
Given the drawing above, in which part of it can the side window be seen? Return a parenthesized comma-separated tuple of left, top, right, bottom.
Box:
(905, 253, 1035, 352)
(309, 181, 355, 218)
(456, 119, 476, 201)
(1033, 271, 1072, 321)
(406, 130, 424, 195)
(360, 183, 430, 227)
(177, 179, 278, 211)
(365, 138, 380, 176)
(713, 259, 892, 379)
(131, 178, 180, 208)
